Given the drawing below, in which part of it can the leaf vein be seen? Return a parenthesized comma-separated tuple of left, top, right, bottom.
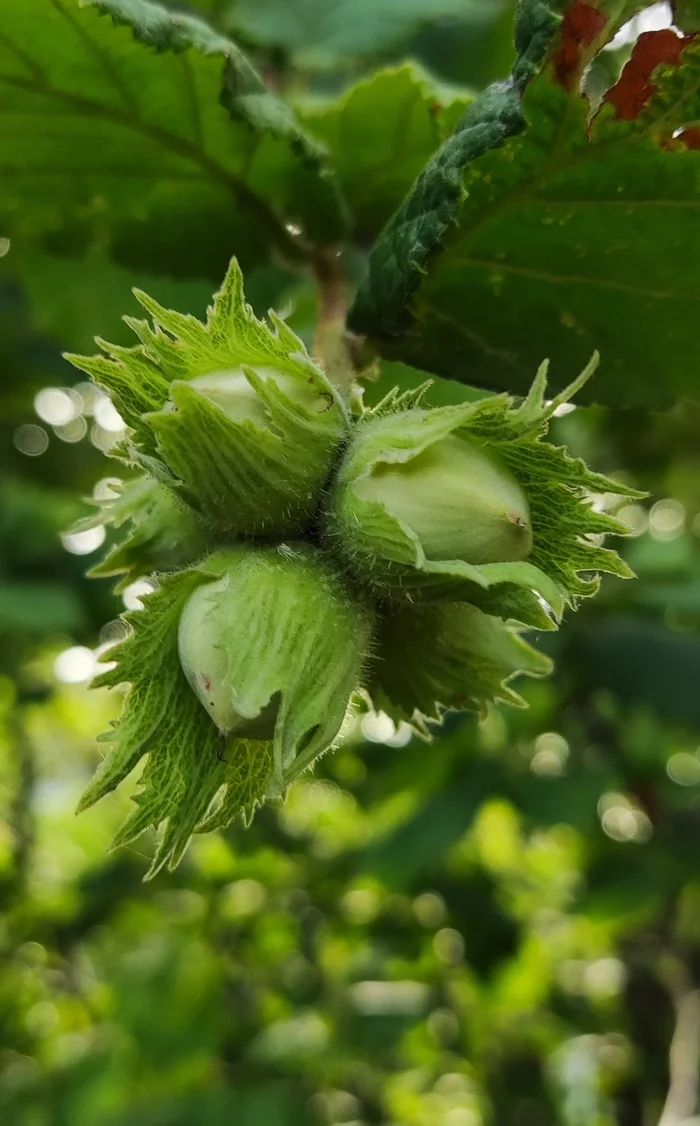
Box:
(422, 306, 528, 372)
(0, 30, 47, 81)
(49, 0, 141, 118)
(450, 256, 700, 301)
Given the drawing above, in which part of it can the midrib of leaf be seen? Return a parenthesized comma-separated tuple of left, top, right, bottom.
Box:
(0, 6, 303, 259)
(414, 71, 700, 324)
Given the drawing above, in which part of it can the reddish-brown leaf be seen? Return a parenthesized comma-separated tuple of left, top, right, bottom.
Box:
(678, 126, 700, 148)
(553, 1, 607, 89)
(604, 29, 695, 120)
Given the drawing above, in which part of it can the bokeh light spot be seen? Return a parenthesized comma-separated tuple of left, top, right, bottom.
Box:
(54, 646, 97, 684)
(61, 526, 106, 555)
(13, 424, 49, 456)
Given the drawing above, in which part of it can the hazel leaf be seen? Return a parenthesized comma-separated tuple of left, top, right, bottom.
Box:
(227, 0, 490, 71)
(0, 0, 347, 280)
(298, 63, 472, 239)
(349, 0, 700, 408)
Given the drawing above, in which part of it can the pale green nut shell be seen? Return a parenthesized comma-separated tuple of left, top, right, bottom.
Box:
(357, 433, 532, 563)
(178, 544, 373, 777)
(327, 412, 532, 593)
(186, 367, 332, 428)
(178, 574, 279, 740)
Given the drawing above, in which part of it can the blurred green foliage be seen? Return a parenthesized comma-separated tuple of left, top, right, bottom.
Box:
(2, 2, 700, 1124)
